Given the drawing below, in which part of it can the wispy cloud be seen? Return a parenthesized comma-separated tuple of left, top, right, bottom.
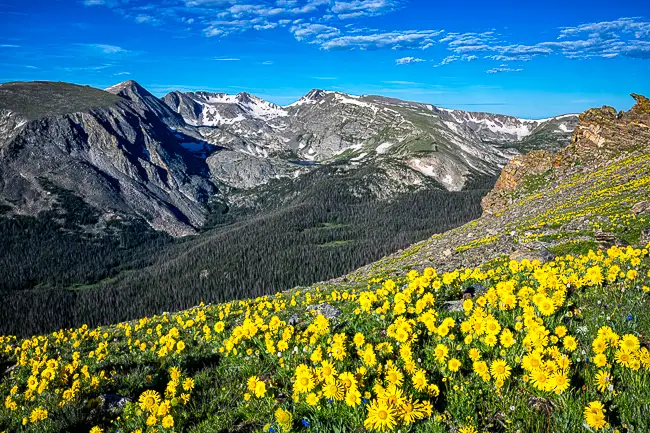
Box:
(434, 54, 477, 67)
(261, 60, 274, 65)
(382, 80, 422, 85)
(81, 43, 128, 54)
(395, 56, 425, 65)
(290, 23, 340, 41)
(311, 76, 337, 80)
(486, 67, 523, 74)
(134, 15, 162, 25)
(214, 57, 240, 61)
(330, 0, 403, 20)
(0, 44, 20, 48)
(114, 71, 131, 75)
(321, 30, 443, 50)
(58, 64, 115, 72)
(73, 0, 650, 65)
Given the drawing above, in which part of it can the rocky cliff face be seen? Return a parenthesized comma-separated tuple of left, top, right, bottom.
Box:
(0, 81, 216, 236)
(480, 150, 555, 214)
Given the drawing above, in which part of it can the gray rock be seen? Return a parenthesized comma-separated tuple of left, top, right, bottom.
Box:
(509, 243, 555, 263)
(99, 394, 131, 415)
(463, 283, 487, 297)
(441, 301, 464, 312)
(307, 303, 341, 320)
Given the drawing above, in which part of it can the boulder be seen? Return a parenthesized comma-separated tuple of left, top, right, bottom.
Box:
(509, 243, 555, 263)
(631, 201, 650, 214)
(307, 303, 341, 320)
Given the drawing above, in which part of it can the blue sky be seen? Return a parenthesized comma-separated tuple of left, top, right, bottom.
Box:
(1, 0, 649, 118)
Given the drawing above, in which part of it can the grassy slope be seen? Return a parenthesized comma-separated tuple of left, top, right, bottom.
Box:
(1, 108, 650, 433)
(0, 81, 121, 120)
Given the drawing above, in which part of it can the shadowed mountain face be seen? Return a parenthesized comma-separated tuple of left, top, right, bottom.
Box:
(0, 81, 216, 236)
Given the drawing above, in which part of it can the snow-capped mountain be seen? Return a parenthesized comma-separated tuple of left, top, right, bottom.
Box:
(0, 79, 579, 236)
(161, 86, 578, 191)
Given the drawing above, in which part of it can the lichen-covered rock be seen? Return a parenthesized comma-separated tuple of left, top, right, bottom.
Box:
(307, 303, 341, 320)
(481, 150, 554, 214)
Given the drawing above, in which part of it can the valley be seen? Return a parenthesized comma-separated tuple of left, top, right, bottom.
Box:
(0, 80, 578, 336)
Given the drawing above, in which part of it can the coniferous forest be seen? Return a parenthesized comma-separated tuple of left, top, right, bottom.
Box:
(0, 167, 495, 336)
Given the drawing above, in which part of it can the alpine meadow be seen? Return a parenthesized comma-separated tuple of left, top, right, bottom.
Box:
(1, 1, 650, 433)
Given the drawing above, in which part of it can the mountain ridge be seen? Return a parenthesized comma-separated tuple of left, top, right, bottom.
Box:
(0, 79, 579, 236)
(0, 92, 649, 433)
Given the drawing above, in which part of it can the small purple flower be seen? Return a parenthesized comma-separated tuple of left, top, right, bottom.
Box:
(627, 314, 634, 321)
(362, 398, 368, 404)
(302, 419, 310, 428)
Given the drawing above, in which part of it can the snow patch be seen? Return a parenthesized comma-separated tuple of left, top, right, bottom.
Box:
(443, 121, 460, 134)
(375, 142, 394, 154)
(408, 158, 438, 178)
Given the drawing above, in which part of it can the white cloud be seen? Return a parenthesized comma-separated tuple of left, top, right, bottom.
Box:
(261, 60, 274, 65)
(395, 56, 425, 65)
(71, 2, 650, 64)
(290, 23, 341, 41)
(82, 44, 128, 54)
(0, 44, 20, 48)
(486, 67, 522, 74)
(321, 30, 443, 50)
(331, 0, 403, 19)
(559, 17, 650, 40)
(214, 57, 240, 61)
(434, 54, 477, 67)
(134, 15, 161, 25)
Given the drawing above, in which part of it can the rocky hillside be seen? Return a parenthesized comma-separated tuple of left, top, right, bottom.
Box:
(0, 81, 216, 236)
(0, 95, 647, 433)
(164, 87, 578, 192)
(0, 80, 579, 236)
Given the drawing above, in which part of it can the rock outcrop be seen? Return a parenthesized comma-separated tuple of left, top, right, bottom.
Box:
(482, 94, 650, 215)
(481, 150, 554, 214)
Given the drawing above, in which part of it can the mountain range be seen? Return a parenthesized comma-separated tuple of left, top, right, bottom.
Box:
(0, 85, 649, 433)
(0, 80, 578, 236)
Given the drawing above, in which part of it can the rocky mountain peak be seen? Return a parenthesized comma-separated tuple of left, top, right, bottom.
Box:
(105, 80, 150, 97)
(629, 93, 650, 117)
(236, 92, 255, 103)
(288, 89, 330, 107)
(305, 89, 328, 100)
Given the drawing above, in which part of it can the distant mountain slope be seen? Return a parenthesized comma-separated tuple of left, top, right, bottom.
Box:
(0, 80, 579, 237)
(163, 87, 578, 191)
(0, 81, 216, 236)
(341, 93, 650, 283)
